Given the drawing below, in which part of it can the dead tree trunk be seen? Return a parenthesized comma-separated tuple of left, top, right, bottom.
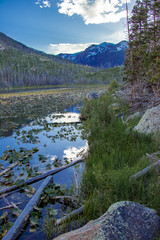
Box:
(0, 159, 84, 197)
(2, 176, 53, 240)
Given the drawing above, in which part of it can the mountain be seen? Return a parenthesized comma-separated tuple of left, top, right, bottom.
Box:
(58, 41, 128, 69)
(0, 32, 71, 64)
(0, 33, 125, 89)
(0, 32, 101, 88)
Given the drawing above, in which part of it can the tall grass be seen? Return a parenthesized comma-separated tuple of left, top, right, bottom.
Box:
(81, 94, 160, 221)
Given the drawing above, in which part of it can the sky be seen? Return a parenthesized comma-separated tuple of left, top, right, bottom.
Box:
(0, 0, 136, 55)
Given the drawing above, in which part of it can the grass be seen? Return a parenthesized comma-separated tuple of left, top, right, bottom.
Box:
(80, 93, 160, 221)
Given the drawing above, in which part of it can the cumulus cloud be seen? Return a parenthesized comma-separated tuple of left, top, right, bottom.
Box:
(48, 42, 98, 54)
(101, 30, 128, 43)
(35, 0, 132, 24)
(35, 0, 51, 8)
(57, 0, 131, 24)
(63, 142, 88, 162)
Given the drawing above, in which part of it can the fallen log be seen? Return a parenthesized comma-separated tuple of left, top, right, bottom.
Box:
(130, 160, 160, 180)
(56, 205, 84, 226)
(2, 176, 53, 240)
(0, 190, 20, 200)
(0, 162, 19, 177)
(0, 159, 84, 196)
(0, 201, 25, 211)
(10, 202, 19, 209)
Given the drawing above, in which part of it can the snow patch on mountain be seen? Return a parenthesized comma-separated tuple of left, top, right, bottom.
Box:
(58, 40, 128, 69)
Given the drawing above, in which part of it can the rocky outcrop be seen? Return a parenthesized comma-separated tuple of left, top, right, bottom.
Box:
(135, 105, 160, 134)
(55, 201, 160, 240)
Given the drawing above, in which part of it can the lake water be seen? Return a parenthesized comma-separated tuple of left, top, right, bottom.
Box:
(0, 106, 87, 239)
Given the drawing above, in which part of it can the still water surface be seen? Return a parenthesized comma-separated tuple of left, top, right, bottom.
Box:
(0, 106, 87, 239)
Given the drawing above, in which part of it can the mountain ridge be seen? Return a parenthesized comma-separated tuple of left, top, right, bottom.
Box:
(0, 32, 72, 65)
(0, 32, 124, 89)
(58, 41, 128, 69)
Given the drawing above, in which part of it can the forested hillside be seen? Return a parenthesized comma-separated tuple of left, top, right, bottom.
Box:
(85, 66, 124, 84)
(125, 0, 160, 89)
(0, 33, 99, 88)
(0, 33, 126, 88)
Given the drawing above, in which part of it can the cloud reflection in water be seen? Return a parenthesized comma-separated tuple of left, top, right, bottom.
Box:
(63, 142, 88, 162)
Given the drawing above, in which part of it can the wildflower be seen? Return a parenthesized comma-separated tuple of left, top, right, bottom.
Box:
(7, 146, 9, 148)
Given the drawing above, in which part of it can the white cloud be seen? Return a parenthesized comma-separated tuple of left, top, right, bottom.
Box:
(102, 30, 128, 43)
(57, 0, 132, 24)
(63, 142, 88, 162)
(47, 42, 98, 54)
(35, 0, 51, 8)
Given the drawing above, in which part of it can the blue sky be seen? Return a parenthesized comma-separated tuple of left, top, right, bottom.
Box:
(0, 0, 136, 54)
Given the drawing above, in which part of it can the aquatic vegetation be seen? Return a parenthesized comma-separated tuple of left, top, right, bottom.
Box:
(0, 86, 104, 239)
(0, 86, 106, 136)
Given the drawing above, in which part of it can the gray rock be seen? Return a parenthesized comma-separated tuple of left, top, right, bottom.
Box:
(55, 201, 160, 240)
(135, 105, 160, 134)
(97, 91, 106, 97)
(127, 112, 143, 121)
(86, 92, 98, 101)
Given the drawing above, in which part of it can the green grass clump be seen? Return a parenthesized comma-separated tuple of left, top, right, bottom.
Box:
(81, 94, 160, 221)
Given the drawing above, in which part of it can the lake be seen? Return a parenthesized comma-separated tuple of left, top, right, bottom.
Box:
(0, 86, 106, 239)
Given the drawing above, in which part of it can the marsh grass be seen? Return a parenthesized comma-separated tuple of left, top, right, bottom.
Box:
(43, 207, 85, 240)
(81, 94, 160, 221)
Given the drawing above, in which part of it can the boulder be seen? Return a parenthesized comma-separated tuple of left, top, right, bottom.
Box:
(97, 91, 106, 97)
(135, 105, 160, 134)
(86, 92, 98, 101)
(127, 111, 143, 122)
(54, 201, 160, 240)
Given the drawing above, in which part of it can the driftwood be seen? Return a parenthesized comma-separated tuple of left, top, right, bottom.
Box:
(146, 152, 160, 162)
(0, 159, 84, 196)
(0, 190, 20, 200)
(0, 201, 25, 211)
(0, 162, 18, 177)
(10, 202, 19, 209)
(130, 160, 160, 180)
(56, 205, 84, 226)
(2, 176, 53, 240)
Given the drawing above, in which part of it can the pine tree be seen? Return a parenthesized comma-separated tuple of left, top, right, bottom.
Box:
(124, 0, 160, 88)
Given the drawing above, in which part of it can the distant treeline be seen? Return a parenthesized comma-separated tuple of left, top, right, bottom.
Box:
(0, 48, 98, 88)
(0, 49, 124, 89)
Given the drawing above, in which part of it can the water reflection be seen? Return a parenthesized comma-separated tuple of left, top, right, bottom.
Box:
(63, 142, 88, 162)
(0, 107, 87, 240)
(46, 112, 80, 124)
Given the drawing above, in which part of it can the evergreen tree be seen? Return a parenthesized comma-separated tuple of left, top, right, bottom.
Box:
(125, 0, 160, 87)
